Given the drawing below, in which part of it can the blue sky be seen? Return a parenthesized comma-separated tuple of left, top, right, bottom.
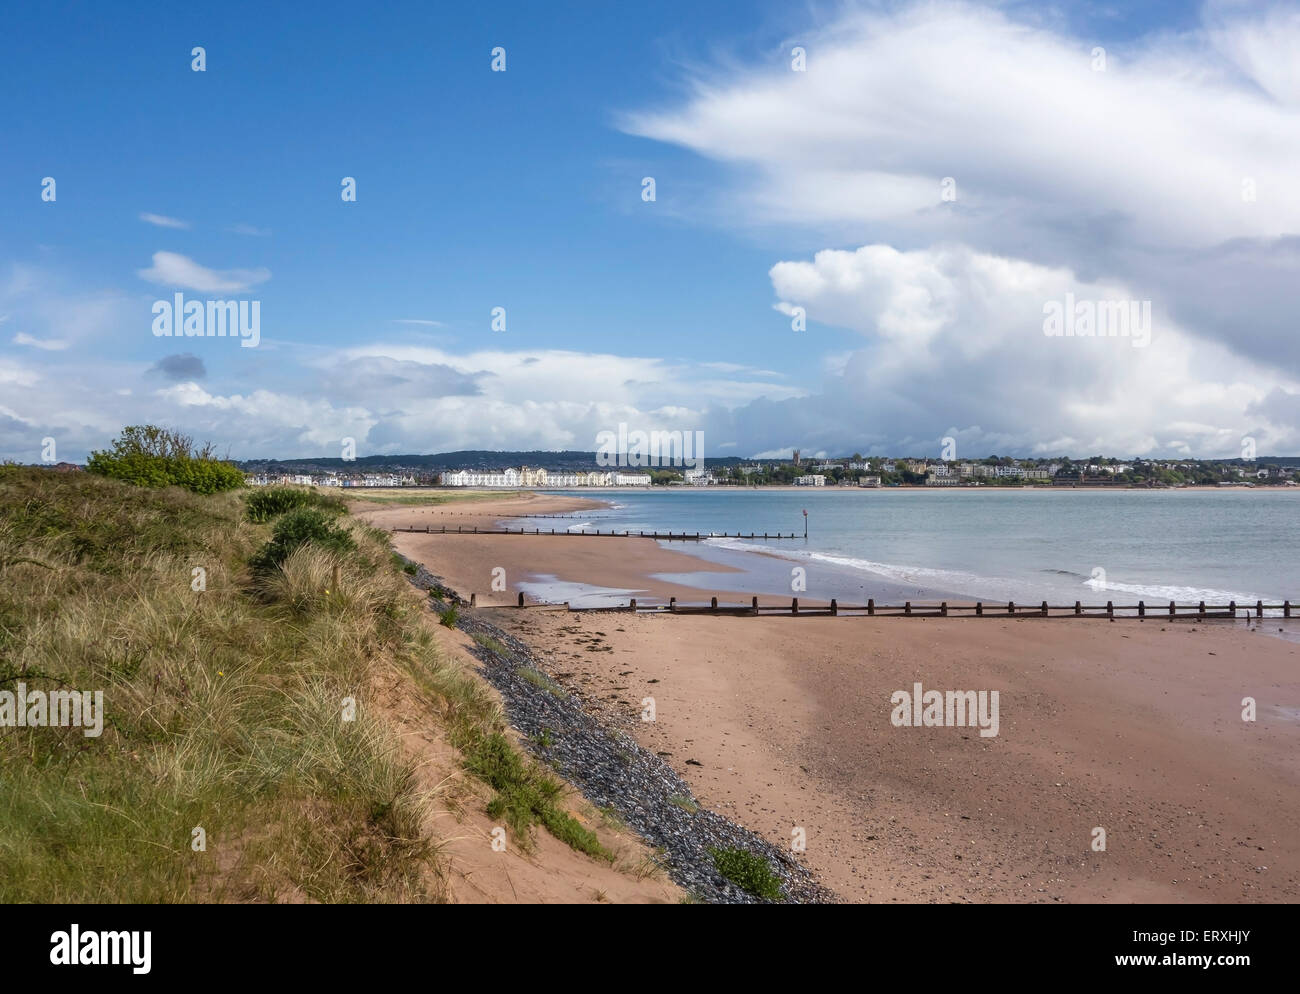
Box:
(3, 0, 1299, 462)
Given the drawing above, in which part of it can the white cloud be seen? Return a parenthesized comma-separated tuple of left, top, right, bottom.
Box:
(622, 2, 1300, 248)
(229, 223, 271, 237)
(745, 242, 1300, 458)
(139, 213, 189, 230)
(137, 251, 270, 293)
(12, 332, 69, 351)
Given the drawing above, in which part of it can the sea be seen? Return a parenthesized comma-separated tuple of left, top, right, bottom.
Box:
(512, 487, 1299, 610)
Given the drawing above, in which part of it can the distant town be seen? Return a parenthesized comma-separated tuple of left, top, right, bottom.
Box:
(242, 451, 1300, 489)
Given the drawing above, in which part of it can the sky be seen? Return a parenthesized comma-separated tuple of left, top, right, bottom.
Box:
(2, 0, 1298, 463)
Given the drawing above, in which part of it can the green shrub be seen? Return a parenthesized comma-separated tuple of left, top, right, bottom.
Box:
(708, 846, 784, 900)
(245, 486, 346, 523)
(250, 508, 356, 573)
(87, 425, 244, 494)
(465, 732, 611, 862)
(437, 605, 459, 628)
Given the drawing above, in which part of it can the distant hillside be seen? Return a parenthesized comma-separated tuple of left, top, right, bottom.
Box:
(236, 450, 747, 474)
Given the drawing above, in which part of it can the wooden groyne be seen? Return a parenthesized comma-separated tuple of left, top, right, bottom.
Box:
(470, 592, 1296, 621)
(393, 525, 801, 541)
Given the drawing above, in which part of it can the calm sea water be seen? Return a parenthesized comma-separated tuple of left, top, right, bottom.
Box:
(519, 488, 1299, 607)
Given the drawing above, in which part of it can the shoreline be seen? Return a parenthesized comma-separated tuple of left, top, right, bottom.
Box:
(357, 491, 1298, 615)
(359, 493, 1300, 903)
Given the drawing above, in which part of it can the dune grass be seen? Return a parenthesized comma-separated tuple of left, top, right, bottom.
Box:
(0, 466, 614, 901)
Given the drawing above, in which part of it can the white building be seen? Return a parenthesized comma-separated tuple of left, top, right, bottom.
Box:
(794, 474, 826, 486)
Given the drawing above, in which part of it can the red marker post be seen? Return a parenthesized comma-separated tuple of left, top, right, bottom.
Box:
(802, 507, 808, 539)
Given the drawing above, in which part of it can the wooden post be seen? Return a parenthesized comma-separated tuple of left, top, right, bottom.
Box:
(831, 598, 838, 616)
(470, 592, 476, 607)
(905, 601, 912, 616)
(1041, 600, 1048, 617)
(1169, 601, 1175, 618)
(976, 602, 983, 616)
(711, 596, 718, 612)
(1106, 601, 1114, 618)
(941, 602, 948, 617)
(1008, 601, 1015, 615)
(1286, 601, 1291, 619)
(670, 596, 677, 613)
(867, 598, 875, 616)
(1137, 600, 1145, 618)
(1256, 600, 1263, 618)
(517, 592, 524, 608)
(1229, 600, 1236, 618)
(1074, 601, 1081, 616)
(752, 596, 758, 614)
(792, 597, 799, 615)
(630, 598, 637, 612)
(1199, 601, 1206, 620)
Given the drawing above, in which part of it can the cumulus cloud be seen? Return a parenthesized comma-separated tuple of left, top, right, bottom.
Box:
(723, 242, 1299, 458)
(137, 251, 270, 293)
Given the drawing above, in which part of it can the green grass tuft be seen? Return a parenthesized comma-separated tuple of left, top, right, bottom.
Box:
(708, 846, 784, 900)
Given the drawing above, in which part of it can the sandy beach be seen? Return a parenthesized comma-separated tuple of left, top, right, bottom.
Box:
(357, 492, 1300, 903)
